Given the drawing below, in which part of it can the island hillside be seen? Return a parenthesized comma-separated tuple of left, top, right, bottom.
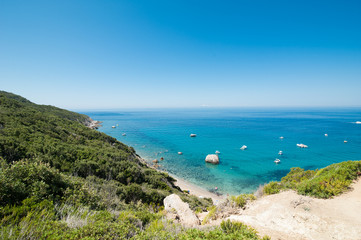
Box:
(1, 91, 360, 239)
(0, 91, 270, 239)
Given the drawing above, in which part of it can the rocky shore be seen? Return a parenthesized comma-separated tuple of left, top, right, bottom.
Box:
(84, 117, 102, 129)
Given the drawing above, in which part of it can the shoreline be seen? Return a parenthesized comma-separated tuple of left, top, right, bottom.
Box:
(86, 118, 103, 129)
(136, 154, 226, 204)
(170, 174, 226, 204)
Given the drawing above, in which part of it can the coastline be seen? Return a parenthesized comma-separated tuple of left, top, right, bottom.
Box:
(170, 174, 226, 204)
(135, 154, 226, 204)
(86, 118, 102, 129)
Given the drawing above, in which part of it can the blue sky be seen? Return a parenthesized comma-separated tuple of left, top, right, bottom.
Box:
(0, 0, 360, 109)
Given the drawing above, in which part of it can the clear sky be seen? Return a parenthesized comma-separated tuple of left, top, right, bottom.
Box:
(1, 0, 360, 109)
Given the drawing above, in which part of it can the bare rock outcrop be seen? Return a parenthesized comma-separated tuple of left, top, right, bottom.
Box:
(164, 194, 200, 227)
(205, 154, 219, 164)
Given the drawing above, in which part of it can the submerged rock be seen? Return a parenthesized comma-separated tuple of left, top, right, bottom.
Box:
(164, 194, 200, 226)
(205, 154, 219, 164)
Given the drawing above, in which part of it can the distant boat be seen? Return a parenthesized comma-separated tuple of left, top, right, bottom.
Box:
(297, 143, 308, 148)
(274, 158, 281, 164)
(215, 150, 220, 154)
(325, 133, 328, 137)
(344, 140, 348, 143)
(240, 145, 247, 150)
(122, 133, 126, 136)
(278, 151, 283, 155)
(279, 136, 284, 139)
(112, 126, 116, 128)
(178, 152, 183, 155)
(190, 134, 197, 137)
(356, 121, 361, 124)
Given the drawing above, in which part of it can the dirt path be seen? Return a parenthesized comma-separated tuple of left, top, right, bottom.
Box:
(227, 179, 361, 240)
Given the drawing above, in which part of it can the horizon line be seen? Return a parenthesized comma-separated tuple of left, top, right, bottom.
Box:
(71, 105, 361, 112)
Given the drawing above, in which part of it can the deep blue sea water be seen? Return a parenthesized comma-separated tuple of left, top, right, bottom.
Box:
(82, 108, 361, 195)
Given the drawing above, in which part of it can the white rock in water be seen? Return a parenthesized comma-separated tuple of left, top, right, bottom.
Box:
(205, 154, 219, 164)
(164, 194, 200, 226)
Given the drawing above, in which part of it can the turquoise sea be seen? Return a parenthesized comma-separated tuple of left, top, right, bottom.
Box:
(82, 108, 361, 195)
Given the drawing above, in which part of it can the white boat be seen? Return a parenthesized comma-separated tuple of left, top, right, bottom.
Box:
(297, 143, 308, 148)
(178, 152, 183, 155)
(356, 121, 361, 124)
(324, 133, 328, 137)
(274, 158, 281, 164)
(240, 145, 247, 150)
(279, 136, 284, 139)
(278, 151, 283, 155)
(122, 133, 126, 136)
(344, 140, 348, 143)
(112, 126, 116, 128)
(215, 150, 220, 154)
(190, 134, 197, 137)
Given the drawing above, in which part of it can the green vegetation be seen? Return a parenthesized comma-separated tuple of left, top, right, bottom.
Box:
(201, 205, 217, 225)
(0, 90, 203, 206)
(263, 161, 361, 198)
(0, 91, 267, 239)
(220, 220, 271, 240)
(229, 194, 256, 208)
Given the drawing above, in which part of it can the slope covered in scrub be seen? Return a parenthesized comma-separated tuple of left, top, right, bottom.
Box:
(0, 91, 269, 240)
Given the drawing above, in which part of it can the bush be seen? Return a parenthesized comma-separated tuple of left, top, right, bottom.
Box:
(263, 161, 361, 198)
(0, 159, 70, 206)
(296, 161, 361, 198)
(263, 181, 283, 195)
(202, 205, 217, 225)
(281, 167, 316, 188)
(220, 219, 270, 239)
(229, 194, 256, 208)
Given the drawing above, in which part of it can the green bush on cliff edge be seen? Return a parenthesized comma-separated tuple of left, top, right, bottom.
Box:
(263, 160, 361, 198)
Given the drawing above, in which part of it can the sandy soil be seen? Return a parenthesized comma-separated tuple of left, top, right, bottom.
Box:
(172, 175, 226, 204)
(228, 179, 361, 240)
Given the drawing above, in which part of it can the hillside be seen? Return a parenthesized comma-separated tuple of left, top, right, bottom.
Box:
(0, 91, 269, 239)
(0, 90, 183, 205)
(4, 91, 359, 239)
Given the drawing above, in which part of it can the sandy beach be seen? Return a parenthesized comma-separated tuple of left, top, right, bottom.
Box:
(171, 174, 226, 204)
(137, 155, 227, 204)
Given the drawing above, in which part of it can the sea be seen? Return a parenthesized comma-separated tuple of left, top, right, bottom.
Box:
(81, 108, 361, 196)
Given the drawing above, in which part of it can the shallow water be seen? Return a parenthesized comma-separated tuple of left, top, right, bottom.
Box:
(82, 108, 361, 195)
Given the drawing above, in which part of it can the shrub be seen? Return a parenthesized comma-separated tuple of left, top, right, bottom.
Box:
(263, 161, 361, 199)
(296, 160, 361, 198)
(281, 167, 316, 188)
(229, 194, 256, 208)
(202, 205, 217, 225)
(263, 181, 283, 195)
(220, 220, 271, 240)
(0, 159, 70, 206)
